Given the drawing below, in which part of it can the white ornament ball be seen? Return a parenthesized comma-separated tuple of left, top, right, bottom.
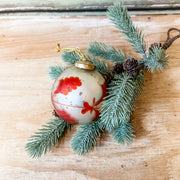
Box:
(51, 66, 106, 124)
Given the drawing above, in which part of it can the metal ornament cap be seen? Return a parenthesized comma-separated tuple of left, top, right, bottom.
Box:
(75, 58, 95, 70)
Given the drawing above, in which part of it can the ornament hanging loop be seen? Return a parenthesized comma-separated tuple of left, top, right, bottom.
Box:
(56, 43, 95, 70)
(163, 28, 180, 49)
(56, 43, 86, 60)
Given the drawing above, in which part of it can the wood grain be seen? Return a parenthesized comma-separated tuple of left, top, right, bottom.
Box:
(0, 15, 180, 180)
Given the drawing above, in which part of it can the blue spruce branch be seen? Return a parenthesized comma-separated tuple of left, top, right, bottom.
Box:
(62, 51, 80, 65)
(111, 122, 135, 144)
(71, 120, 104, 155)
(107, 3, 146, 56)
(60, 51, 109, 74)
(25, 118, 71, 158)
(100, 72, 144, 132)
(88, 41, 128, 63)
(86, 55, 109, 74)
(48, 66, 65, 80)
(144, 47, 168, 72)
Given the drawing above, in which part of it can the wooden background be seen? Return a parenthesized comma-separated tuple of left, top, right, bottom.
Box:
(0, 1, 180, 180)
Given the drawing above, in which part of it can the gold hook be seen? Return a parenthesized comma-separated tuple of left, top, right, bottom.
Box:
(56, 43, 86, 60)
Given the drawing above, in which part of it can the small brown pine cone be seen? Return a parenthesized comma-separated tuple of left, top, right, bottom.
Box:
(111, 64, 124, 74)
(123, 58, 138, 72)
(149, 42, 163, 52)
(103, 72, 113, 84)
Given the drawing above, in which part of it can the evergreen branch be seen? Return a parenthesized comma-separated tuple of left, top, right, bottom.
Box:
(144, 47, 168, 72)
(61, 51, 80, 65)
(48, 66, 65, 80)
(86, 55, 109, 74)
(25, 118, 71, 158)
(133, 72, 144, 102)
(71, 120, 103, 155)
(111, 122, 135, 144)
(107, 3, 146, 55)
(60, 51, 109, 74)
(100, 72, 144, 131)
(88, 41, 127, 63)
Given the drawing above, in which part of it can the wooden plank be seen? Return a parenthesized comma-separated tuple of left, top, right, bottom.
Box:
(0, 15, 180, 180)
(0, 0, 179, 13)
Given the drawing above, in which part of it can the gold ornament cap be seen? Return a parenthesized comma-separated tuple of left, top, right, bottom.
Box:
(75, 58, 95, 70)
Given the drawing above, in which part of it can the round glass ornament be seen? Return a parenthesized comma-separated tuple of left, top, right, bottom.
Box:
(51, 66, 106, 124)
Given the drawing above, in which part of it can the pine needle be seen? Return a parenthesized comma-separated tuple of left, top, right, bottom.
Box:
(107, 3, 146, 56)
(88, 41, 128, 63)
(48, 66, 65, 80)
(61, 51, 80, 65)
(100, 72, 144, 132)
(86, 55, 109, 74)
(144, 47, 168, 72)
(71, 120, 103, 155)
(111, 122, 135, 144)
(133, 72, 144, 101)
(25, 118, 71, 158)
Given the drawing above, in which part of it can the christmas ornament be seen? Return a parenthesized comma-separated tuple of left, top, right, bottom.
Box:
(51, 46, 106, 124)
(25, 3, 180, 157)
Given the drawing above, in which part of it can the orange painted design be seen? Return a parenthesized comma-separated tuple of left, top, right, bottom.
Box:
(54, 77, 82, 95)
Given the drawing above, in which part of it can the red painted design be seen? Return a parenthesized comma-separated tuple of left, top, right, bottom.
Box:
(81, 98, 100, 121)
(81, 98, 96, 114)
(53, 100, 83, 109)
(54, 77, 82, 95)
(55, 109, 78, 124)
(93, 81, 107, 107)
(52, 80, 107, 124)
(81, 82, 107, 121)
(101, 82, 107, 98)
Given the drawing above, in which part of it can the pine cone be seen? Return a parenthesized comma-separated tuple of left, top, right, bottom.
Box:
(149, 42, 163, 52)
(123, 58, 138, 72)
(111, 63, 124, 74)
(103, 72, 113, 84)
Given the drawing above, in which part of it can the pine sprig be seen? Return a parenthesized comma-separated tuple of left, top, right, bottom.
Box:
(59, 50, 109, 74)
(62, 51, 80, 65)
(48, 66, 65, 80)
(71, 120, 103, 155)
(133, 72, 144, 101)
(86, 55, 109, 74)
(144, 47, 168, 72)
(111, 122, 135, 144)
(100, 72, 144, 131)
(25, 118, 71, 158)
(107, 3, 146, 56)
(88, 41, 128, 63)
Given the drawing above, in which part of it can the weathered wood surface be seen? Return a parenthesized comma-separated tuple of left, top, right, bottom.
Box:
(0, 15, 180, 180)
(0, 0, 179, 13)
